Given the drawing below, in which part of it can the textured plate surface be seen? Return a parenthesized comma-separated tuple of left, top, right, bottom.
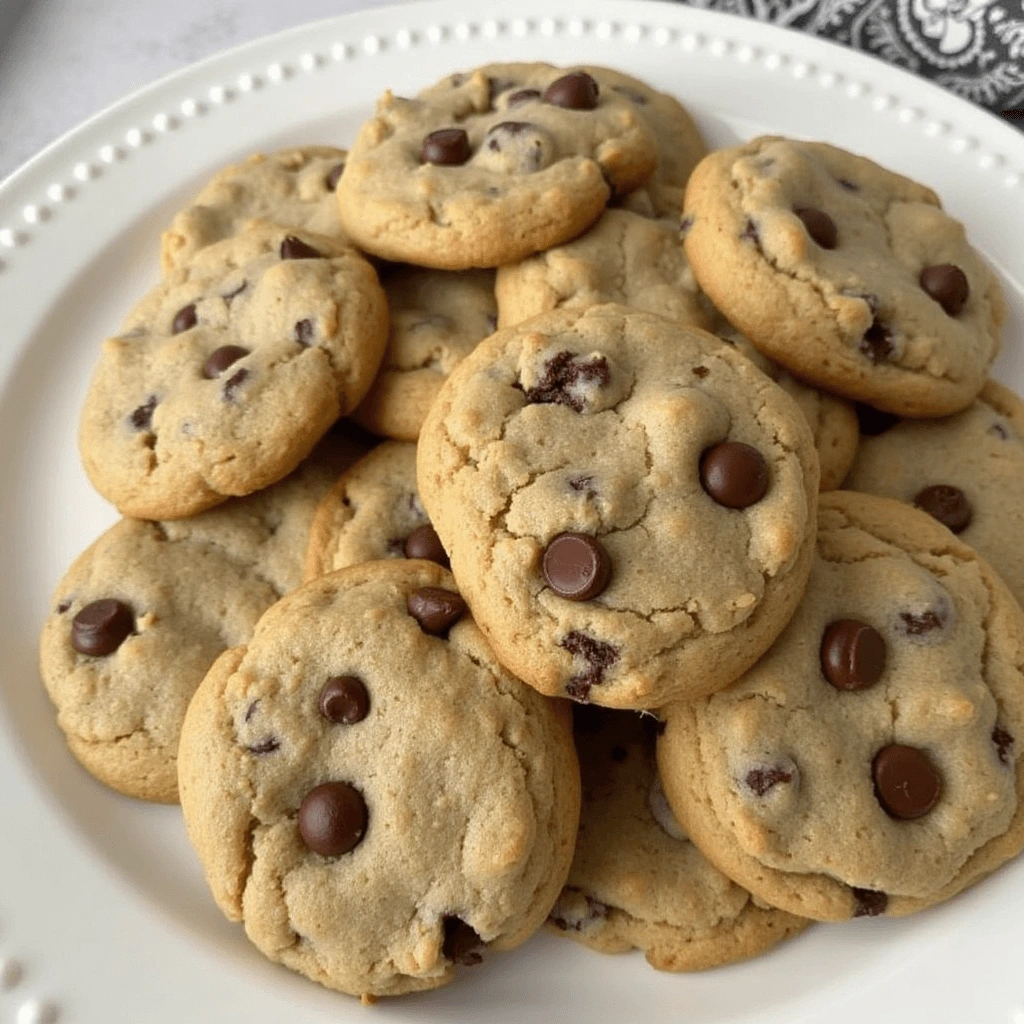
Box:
(0, 2, 1022, 1022)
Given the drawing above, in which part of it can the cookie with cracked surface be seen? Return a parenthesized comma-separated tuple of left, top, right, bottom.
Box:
(352, 266, 497, 441)
(657, 490, 1024, 921)
(177, 560, 580, 999)
(416, 303, 819, 709)
(336, 64, 658, 269)
(845, 379, 1024, 606)
(79, 221, 388, 519)
(717, 329, 859, 492)
(683, 137, 1005, 416)
(548, 707, 809, 970)
(494, 208, 714, 332)
(39, 436, 364, 803)
(305, 440, 449, 580)
(160, 146, 349, 274)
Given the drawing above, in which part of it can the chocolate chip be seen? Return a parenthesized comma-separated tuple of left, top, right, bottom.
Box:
(549, 889, 608, 932)
(700, 441, 769, 509)
(837, 177, 859, 191)
(860, 320, 893, 363)
(244, 700, 260, 723)
(172, 303, 197, 334)
(855, 403, 900, 436)
(692, 365, 709, 378)
(610, 745, 628, 762)
(506, 87, 541, 105)
(898, 609, 944, 636)
(421, 128, 471, 166)
(745, 764, 795, 797)
(71, 599, 134, 656)
(407, 587, 466, 635)
(403, 524, 449, 567)
(280, 235, 322, 260)
(919, 264, 969, 317)
(222, 368, 249, 401)
(442, 917, 484, 966)
(294, 319, 314, 346)
(543, 71, 599, 110)
(319, 676, 370, 725)
(852, 888, 888, 917)
(741, 218, 760, 247)
(794, 206, 838, 249)
(326, 161, 345, 190)
(820, 620, 886, 691)
(993, 726, 1014, 765)
(523, 350, 610, 411)
(246, 737, 280, 755)
(542, 532, 612, 601)
(57, 599, 72, 614)
(298, 781, 367, 856)
(568, 474, 596, 496)
(560, 631, 618, 702)
(872, 744, 941, 819)
(913, 484, 972, 534)
(203, 345, 249, 379)
(129, 394, 158, 431)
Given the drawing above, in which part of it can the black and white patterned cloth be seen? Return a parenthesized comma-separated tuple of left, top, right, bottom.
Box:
(676, 0, 1024, 124)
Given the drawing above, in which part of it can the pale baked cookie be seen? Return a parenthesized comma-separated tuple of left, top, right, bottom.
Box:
(80, 221, 388, 519)
(658, 490, 1024, 921)
(549, 707, 809, 969)
(38, 436, 363, 803)
(845, 380, 1024, 606)
(494, 208, 713, 332)
(352, 266, 496, 441)
(718, 329, 859, 492)
(304, 441, 449, 581)
(337, 65, 658, 269)
(161, 146, 349, 274)
(683, 137, 1005, 416)
(417, 303, 819, 710)
(178, 560, 580, 999)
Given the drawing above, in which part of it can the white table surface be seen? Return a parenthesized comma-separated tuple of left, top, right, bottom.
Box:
(0, 0, 406, 181)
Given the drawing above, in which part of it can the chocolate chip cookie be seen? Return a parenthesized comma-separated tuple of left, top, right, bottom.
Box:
(658, 490, 1024, 920)
(304, 440, 449, 581)
(417, 303, 819, 709)
(79, 221, 388, 519)
(337, 64, 658, 269)
(683, 137, 1005, 416)
(352, 266, 497, 441)
(161, 146, 349, 274)
(845, 379, 1024, 605)
(549, 707, 809, 969)
(177, 560, 580, 999)
(39, 435, 363, 802)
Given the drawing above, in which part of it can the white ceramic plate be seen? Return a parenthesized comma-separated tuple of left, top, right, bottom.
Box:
(1, 2, 1023, 1021)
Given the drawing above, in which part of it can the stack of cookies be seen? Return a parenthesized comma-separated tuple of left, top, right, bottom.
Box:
(39, 62, 1024, 1003)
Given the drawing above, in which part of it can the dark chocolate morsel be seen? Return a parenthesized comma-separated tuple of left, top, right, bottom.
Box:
(852, 888, 888, 917)
(326, 162, 345, 190)
(172, 303, 197, 334)
(543, 71, 599, 110)
(992, 726, 1014, 765)
(421, 128, 472, 166)
(129, 394, 158, 431)
(560, 631, 618, 702)
(913, 484, 972, 534)
(246, 737, 280, 755)
(407, 587, 466, 635)
(745, 764, 794, 797)
(794, 207, 838, 249)
(700, 442, 769, 509)
(319, 676, 370, 725)
(820, 620, 886, 691)
(442, 917, 484, 966)
(298, 781, 368, 856)
(71, 599, 134, 656)
(280, 235, 322, 260)
(860, 320, 893, 363)
(855, 403, 900, 436)
(872, 744, 942, 819)
(203, 345, 249, 379)
(222, 368, 249, 401)
(920, 264, 969, 317)
(522, 350, 610, 411)
(403, 524, 449, 567)
(294, 318, 314, 346)
(542, 532, 612, 601)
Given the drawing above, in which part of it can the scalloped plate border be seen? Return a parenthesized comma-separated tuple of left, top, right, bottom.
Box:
(0, 2, 1023, 1023)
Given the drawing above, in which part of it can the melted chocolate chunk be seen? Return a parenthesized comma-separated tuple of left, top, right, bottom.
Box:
(442, 917, 484, 966)
(203, 345, 249, 379)
(326, 161, 345, 190)
(294, 318, 314, 346)
(559, 631, 618, 702)
(920, 264, 969, 317)
(523, 351, 610, 412)
(860, 320, 893, 363)
(913, 484, 972, 534)
(246, 737, 280, 755)
(129, 394, 158, 431)
(244, 700, 260, 723)
(993, 726, 1015, 765)
(692, 365, 710, 378)
(222, 368, 249, 401)
(899, 609, 944, 636)
(172, 303, 197, 334)
(852, 888, 888, 917)
(745, 764, 794, 797)
(57, 599, 72, 614)
(569, 474, 596, 496)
